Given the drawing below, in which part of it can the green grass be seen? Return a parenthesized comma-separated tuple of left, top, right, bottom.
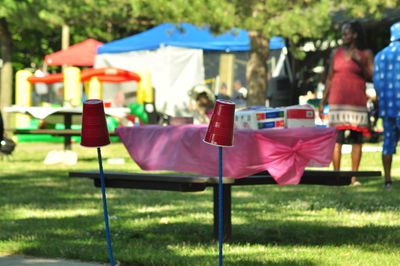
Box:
(0, 141, 399, 265)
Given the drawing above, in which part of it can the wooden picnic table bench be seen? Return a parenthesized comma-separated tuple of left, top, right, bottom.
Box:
(13, 129, 117, 150)
(13, 129, 118, 136)
(69, 169, 381, 240)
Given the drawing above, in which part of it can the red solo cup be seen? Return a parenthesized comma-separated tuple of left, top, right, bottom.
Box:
(81, 99, 111, 147)
(203, 99, 235, 147)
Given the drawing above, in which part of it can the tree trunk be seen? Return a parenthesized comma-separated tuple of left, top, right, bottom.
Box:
(246, 32, 269, 106)
(0, 18, 13, 126)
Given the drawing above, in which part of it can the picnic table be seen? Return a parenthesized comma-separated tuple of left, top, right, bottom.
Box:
(4, 106, 129, 150)
(70, 125, 382, 239)
(70, 169, 381, 240)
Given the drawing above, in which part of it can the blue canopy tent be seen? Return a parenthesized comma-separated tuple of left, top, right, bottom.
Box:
(269, 36, 286, 50)
(94, 23, 287, 116)
(97, 22, 251, 53)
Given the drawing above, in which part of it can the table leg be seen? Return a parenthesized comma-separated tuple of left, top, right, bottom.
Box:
(213, 184, 231, 240)
(64, 114, 72, 150)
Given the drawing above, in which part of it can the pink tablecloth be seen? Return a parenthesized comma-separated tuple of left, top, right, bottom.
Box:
(116, 125, 337, 185)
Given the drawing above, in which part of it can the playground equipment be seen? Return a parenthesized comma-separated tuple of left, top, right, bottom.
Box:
(18, 67, 143, 108)
(13, 67, 149, 141)
(15, 70, 33, 128)
(64, 67, 81, 106)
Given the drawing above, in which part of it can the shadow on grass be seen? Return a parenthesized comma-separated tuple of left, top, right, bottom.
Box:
(5, 212, 395, 249)
(2, 169, 400, 265)
(0, 213, 396, 265)
(0, 214, 322, 265)
(231, 222, 400, 248)
(0, 208, 318, 264)
(109, 220, 400, 249)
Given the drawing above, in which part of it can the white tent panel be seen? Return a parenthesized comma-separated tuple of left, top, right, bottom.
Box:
(94, 46, 204, 117)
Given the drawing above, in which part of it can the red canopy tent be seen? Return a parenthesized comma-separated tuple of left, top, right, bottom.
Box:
(44, 38, 103, 66)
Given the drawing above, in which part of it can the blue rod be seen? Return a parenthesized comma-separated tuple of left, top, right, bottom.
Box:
(97, 148, 115, 266)
(218, 146, 223, 266)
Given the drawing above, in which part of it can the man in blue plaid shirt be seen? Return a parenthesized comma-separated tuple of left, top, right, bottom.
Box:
(373, 21, 400, 189)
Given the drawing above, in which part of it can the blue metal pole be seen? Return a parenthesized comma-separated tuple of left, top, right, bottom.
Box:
(218, 146, 223, 266)
(97, 148, 115, 266)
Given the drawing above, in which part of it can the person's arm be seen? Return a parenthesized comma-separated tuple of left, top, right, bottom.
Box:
(351, 49, 374, 82)
(318, 49, 336, 117)
(372, 53, 380, 94)
(0, 111, 4, 141)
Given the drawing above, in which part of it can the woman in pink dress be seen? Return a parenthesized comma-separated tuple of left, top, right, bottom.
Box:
(319, 22, 374, 185)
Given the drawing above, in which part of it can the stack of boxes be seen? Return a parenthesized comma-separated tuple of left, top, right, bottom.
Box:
(235, 105, 315, 130)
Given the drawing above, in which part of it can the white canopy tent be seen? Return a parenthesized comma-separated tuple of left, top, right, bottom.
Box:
(95, 46, 204, 116)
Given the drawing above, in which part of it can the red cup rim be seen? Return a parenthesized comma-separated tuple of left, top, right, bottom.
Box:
(215, 99, 235, 105)
(84, 99, 103, 105)
(202, 139, 234, 147)
(80, 142, 111, 148)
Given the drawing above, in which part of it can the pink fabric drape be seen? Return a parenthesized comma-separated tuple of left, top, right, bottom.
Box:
(116, 125, 337, 185)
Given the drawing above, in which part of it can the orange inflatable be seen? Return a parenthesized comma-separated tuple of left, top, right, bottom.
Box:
(27, 67, 141, 84)
(27, 73, 64, 84)
(80, 67, 141, 83)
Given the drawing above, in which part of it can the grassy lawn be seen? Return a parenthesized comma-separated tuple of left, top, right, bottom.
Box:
(0, 140, 399, 265)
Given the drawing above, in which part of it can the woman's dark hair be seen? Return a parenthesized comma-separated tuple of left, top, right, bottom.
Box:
(346, 21, 368, 50)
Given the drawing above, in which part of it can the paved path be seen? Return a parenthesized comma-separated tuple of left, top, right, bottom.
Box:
(0, 255, 107, 266)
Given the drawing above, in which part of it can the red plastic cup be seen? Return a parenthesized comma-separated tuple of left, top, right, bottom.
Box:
(203, 99, 235, 147)
(81, 99, 111, 147)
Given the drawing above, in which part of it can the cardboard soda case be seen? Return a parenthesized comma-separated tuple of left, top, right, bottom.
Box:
(234, 106, 285, 130)
(234, 105, 315, 130)
(285, 105, 315, 128)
